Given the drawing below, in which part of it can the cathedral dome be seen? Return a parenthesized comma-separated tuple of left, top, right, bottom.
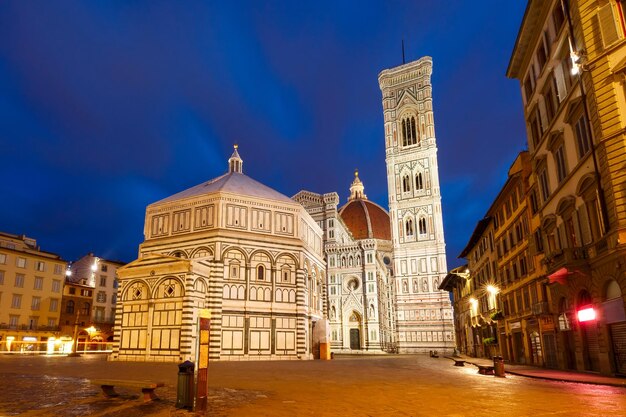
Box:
(338, 170, 391, 241)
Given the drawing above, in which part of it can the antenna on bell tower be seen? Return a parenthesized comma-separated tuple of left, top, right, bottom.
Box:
(402, 39, 406, 64)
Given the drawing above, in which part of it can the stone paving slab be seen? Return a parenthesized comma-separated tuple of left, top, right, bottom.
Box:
(1, 354, 625, 416)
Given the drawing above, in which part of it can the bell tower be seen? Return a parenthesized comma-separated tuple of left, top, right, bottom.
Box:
(378, 57, 454, 353)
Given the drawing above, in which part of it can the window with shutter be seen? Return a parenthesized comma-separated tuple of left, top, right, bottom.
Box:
(597, 3, 621, 49)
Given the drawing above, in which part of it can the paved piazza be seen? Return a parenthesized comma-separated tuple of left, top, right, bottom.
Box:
(0, 355, 624, 416)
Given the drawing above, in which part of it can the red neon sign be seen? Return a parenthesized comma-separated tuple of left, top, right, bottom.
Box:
(577, 306, 596, 322)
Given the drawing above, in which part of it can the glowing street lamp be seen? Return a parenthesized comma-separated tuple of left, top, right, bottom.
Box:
(486, 285, 499, 295)
(6, 336, 15, 352)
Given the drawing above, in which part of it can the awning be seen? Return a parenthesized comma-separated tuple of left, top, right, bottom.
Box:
(548, 267, 570, 285)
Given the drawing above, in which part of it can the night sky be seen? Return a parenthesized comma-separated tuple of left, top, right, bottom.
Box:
(0, 1, 528, 269)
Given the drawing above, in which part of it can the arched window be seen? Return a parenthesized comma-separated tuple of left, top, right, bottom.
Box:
(402, 119, 408, 146)
(402, 116, 418, 146)
(419, 217, 427, 235)
(415, 173, 423, 190)
(82, 302, 90, 316)
(66, 300, 74, 314)
(406, 219, 414, 236)
(402, 175, 411, 192)
(257, 265, 265, 281)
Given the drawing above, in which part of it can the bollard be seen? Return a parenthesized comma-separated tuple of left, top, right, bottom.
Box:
(176, 361, 195, 409)
(493, 356, 505, 377)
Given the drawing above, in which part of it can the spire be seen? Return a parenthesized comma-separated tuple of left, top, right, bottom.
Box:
(349, 169, 367, 201)
(228, 144, 243, 174)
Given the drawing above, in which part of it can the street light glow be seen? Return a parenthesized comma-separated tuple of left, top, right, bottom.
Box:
(487, 285, 499, 295)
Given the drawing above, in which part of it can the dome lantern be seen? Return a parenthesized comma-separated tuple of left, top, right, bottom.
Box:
(228, 144, 243, 174)
(349, 169, 367, 201)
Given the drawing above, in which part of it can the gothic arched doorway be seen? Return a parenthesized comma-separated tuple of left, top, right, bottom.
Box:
(348, 311, 362, 350)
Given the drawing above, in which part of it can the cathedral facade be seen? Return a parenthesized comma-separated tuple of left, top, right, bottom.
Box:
(294, 172, 396, 353)
(111, 56, 454, 362)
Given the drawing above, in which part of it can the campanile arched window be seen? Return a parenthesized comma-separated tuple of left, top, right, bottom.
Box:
(402, 175, 411, 192)
(419, 217, 427, 235)
(415, 173, 424, 190)
(406, 219, 414, 236)
(402, 116, 418, 146)
(257, 264, 265, 281)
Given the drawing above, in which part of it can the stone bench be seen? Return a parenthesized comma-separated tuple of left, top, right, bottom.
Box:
(91, 379, 165, 402)
(453, 359, 465, 367)
(476, 365, 495, 375)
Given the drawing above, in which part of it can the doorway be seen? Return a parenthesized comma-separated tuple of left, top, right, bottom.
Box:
(512, 332, 524, 364)
(350, 328, 361, 350)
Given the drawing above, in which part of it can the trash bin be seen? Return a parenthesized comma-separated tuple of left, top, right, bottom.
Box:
(493, 356, 505, 377)
(176, 360, 195, 409)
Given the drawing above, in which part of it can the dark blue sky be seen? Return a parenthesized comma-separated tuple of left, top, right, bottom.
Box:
(0, 1, 527, 268)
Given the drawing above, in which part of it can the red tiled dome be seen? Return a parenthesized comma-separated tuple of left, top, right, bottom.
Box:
(339, 199, 391, 241)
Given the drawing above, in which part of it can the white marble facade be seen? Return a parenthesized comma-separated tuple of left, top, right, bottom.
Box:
(112, 148, 326, 362)
(378, 57, 455, 353)
(294, 173, 396, 354)
(113, 57, 455, 362)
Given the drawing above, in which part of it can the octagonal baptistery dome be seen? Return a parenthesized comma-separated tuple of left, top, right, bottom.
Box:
(113, 146, 326, 363)
(338, 171, 391, 242)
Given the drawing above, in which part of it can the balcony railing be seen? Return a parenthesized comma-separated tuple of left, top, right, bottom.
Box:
(543, 247, 588, 274)
(532, 301, 549, 316)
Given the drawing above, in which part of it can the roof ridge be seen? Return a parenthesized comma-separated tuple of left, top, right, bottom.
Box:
(359, 200, 373, 238)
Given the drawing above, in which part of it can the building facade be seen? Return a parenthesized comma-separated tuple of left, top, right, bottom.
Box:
(506, 0, 626, 375)
(446, 152, 557, 366)
(59, 280, 96, 352)
(112, 148, 326, 362)
(68, 253, 124, 345)
(456, 217, 497, 360)
(294, 172, 396, 354)
(378, 57, 455, 353)
(0, 232, 66, 352)
(446, 0, 626, 375)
